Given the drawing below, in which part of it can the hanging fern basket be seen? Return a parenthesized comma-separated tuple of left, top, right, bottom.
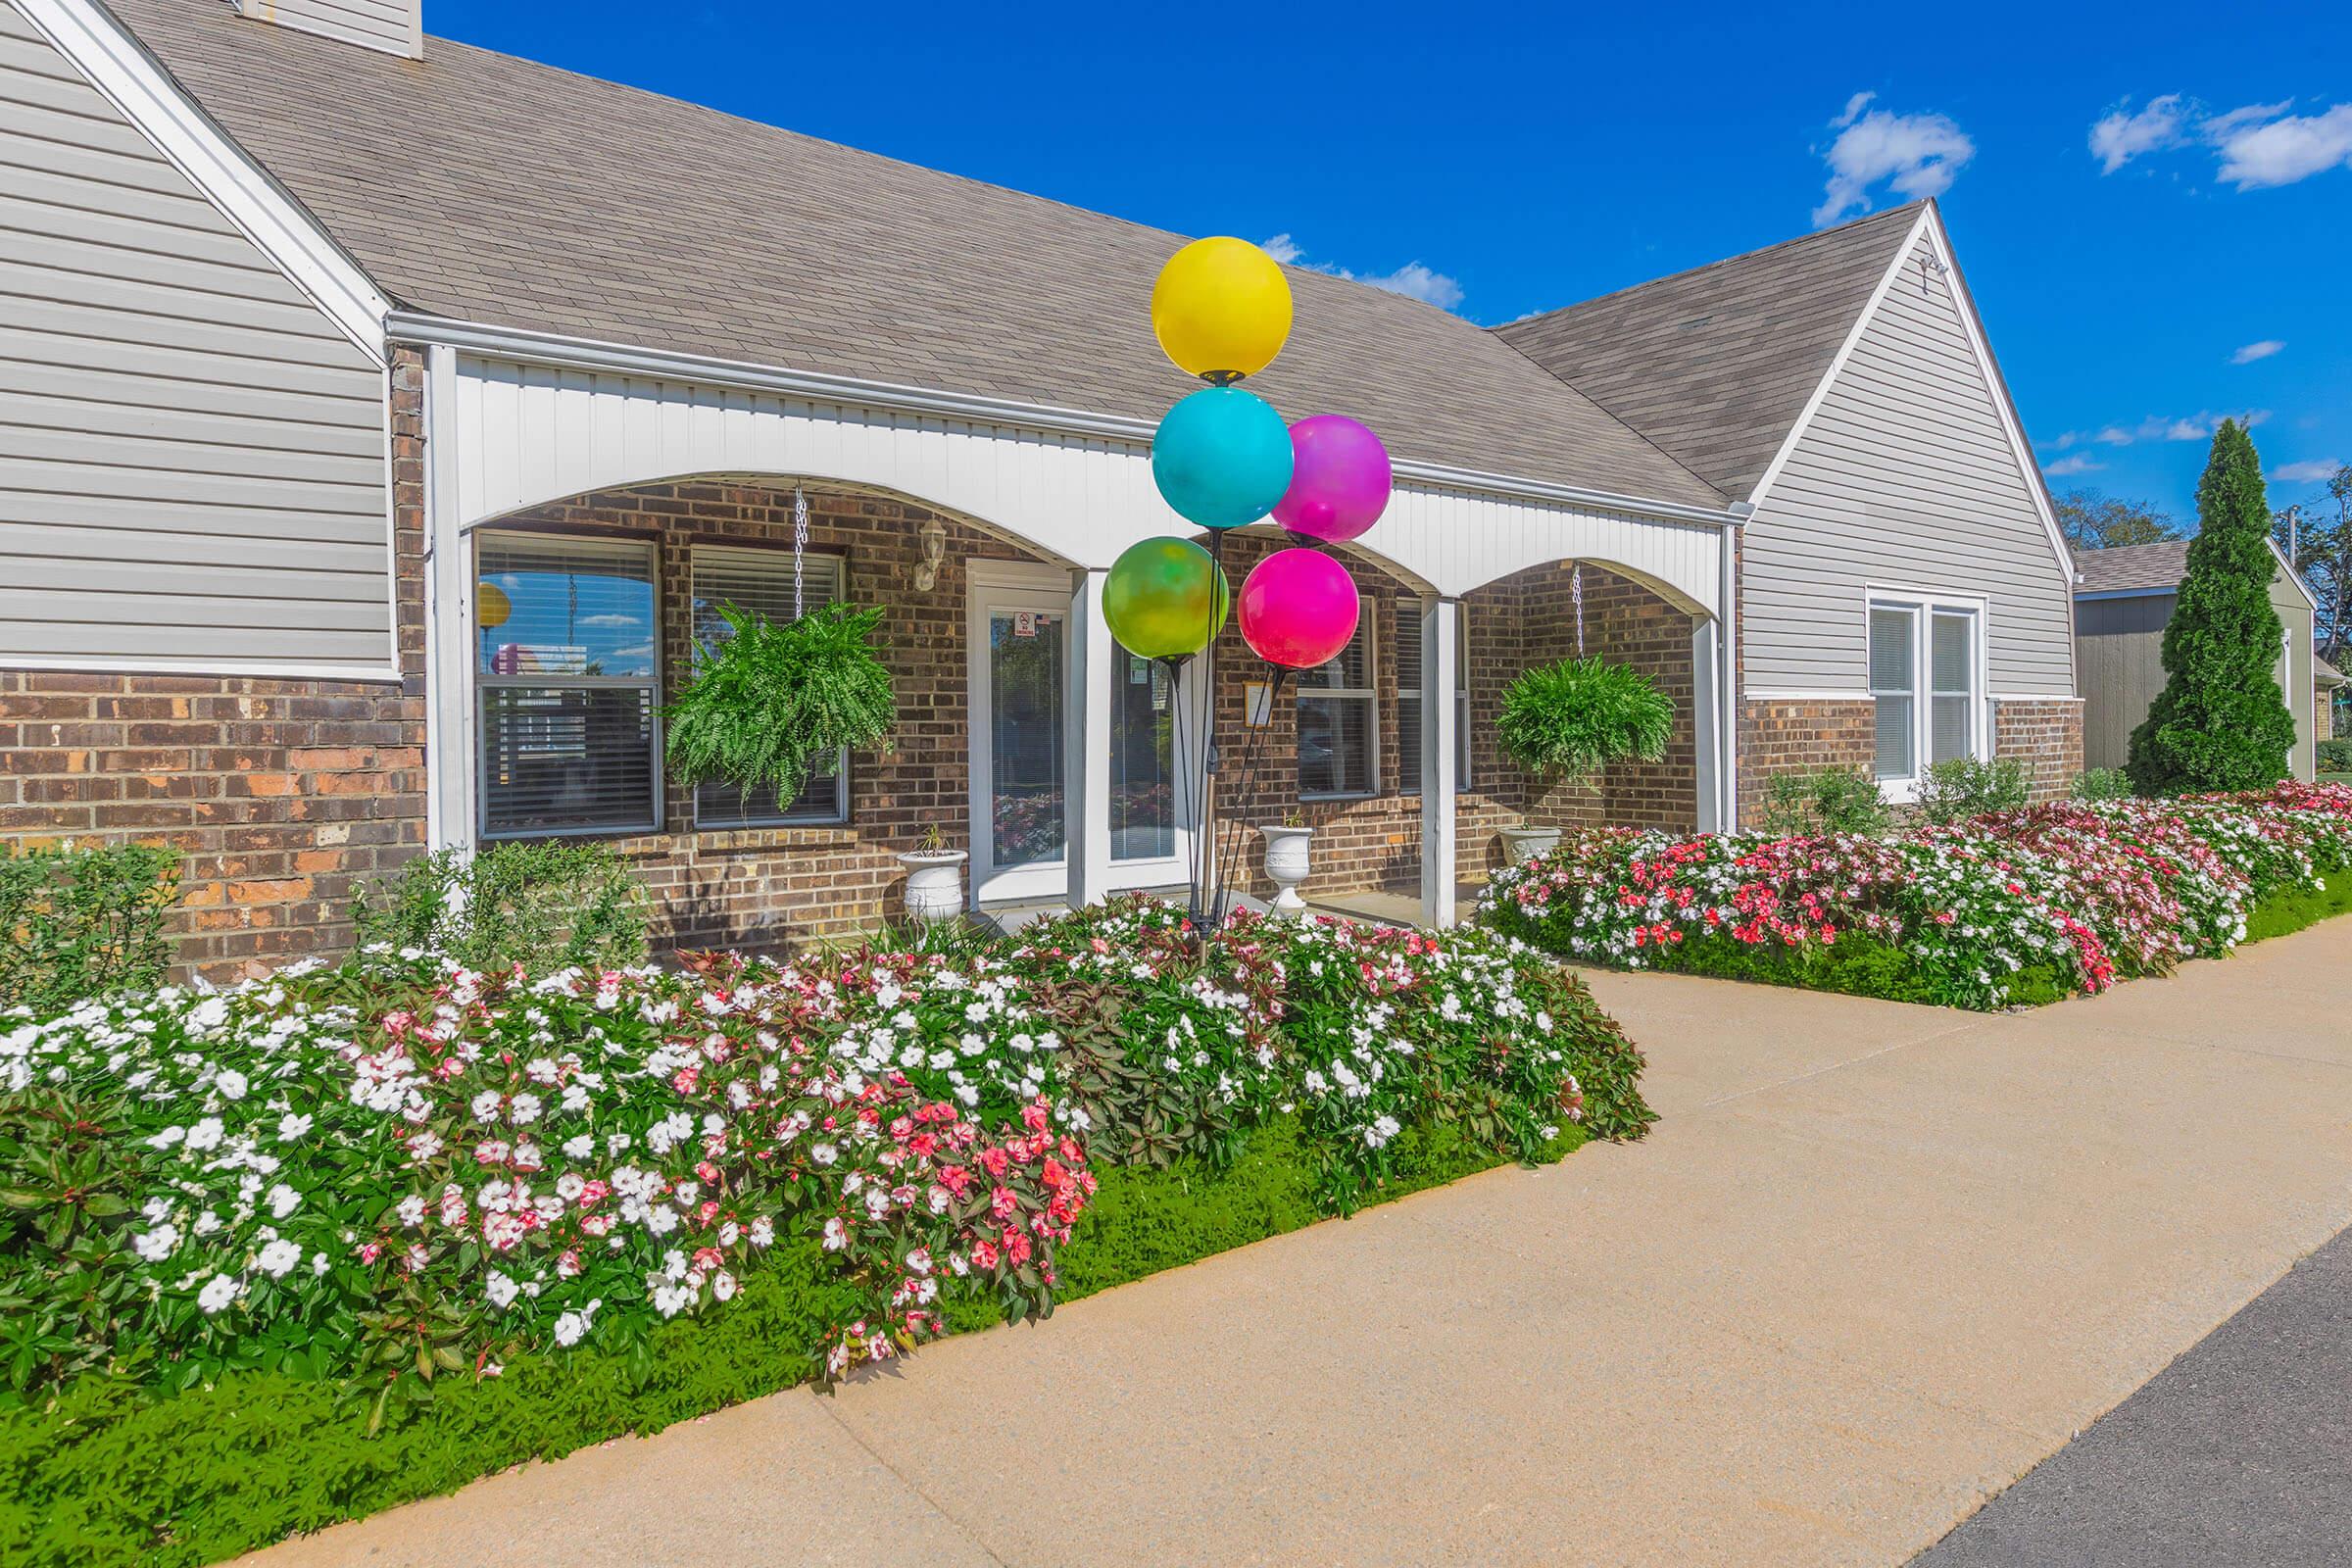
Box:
(662, 601, 898, 812)
(1494, 656, 1674, 782)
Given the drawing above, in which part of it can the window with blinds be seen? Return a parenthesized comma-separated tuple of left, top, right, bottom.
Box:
(1869, 597, 1983, 787)
(1298, 602, 1377, 798)
(476, 533, 662, 837)
(691, 545, 850, 827)
(1868, 605, 1916, 782)
(1396, 604, 1470, 795)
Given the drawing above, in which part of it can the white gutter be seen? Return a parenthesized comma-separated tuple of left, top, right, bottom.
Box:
(384, 312, 1747, 533)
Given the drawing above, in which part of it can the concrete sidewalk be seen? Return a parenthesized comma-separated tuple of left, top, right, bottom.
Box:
(239, 919, 2352, 1568)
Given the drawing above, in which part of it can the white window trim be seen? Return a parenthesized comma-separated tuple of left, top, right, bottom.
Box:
(1298, 600, 1380, 802)
(475, 532, 664, 841)
(689, 543, 851, 829)
(1398, 602, 1471, 796)
(1866, 587, 1989, 804)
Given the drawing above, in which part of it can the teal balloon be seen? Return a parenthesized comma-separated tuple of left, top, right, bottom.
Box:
(1103, 537, 1230, 660)
(1152, 386, 1295, 530)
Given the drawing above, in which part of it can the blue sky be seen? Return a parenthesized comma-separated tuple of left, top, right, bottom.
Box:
(436, 0, 2350, 523)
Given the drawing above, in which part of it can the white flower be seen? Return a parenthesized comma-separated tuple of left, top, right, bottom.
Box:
(266, 1183, 301, 1219)
(197, 1273, 239, 1313)
(749, 1217, 774, 1248)
(257, 1239, 302, 1277)
(509, 1093, 542, 1126)
(184, 1117, 224, 1152)
(276, 1111, 314, 1142)
(563, 1134, 594, 1160)
(395, 1194, 427, 1228)
(711, 1270, 737, 1302)
(131, 1223, 179, 1261)
(1364, 1114, 1401, 1149)
(553, 1310, 591, 1348)
(822, 1216, 849, 1251)
(555, 1172, 585, 1200)
(214, 1068, 250, 1102)
(810, 1142, 838, 1166)
(469, 1091, 503, 1122)
(484, 1270, 519, 1309)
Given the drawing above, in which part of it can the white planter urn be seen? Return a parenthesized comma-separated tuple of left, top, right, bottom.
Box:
(1500, 825, 1562, 865)
(895, 850, 967, 924)
(1258, 824, 1314, 914)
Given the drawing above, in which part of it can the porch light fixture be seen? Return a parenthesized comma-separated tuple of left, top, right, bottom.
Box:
(911, 515, 947, 591)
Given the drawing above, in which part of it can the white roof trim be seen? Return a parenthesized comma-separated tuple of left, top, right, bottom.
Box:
(1741, 206, 1933, 514)
(0, 654, 403, 683)
(17, 0, 392, 356)
(384, 312, 1748, 532)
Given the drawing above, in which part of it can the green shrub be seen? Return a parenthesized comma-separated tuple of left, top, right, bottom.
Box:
(1916, 756, 2032, 823)
(2070, 767, 2134, 802)
(663, 602, 897, 812)
(0, 842, 177, 1016)
(2317, 737, 2352, 774)
(1754, 766, 1888, 839)
(1494, 656, 1674, 782)
(2128, 418, 2299, 793)
(351, 842, 648, 972)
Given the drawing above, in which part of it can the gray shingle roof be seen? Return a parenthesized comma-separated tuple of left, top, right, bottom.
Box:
(1492, 204, 1925, 500)
(2073, 540, 2191, 595)
(104, 0, 1725, 511)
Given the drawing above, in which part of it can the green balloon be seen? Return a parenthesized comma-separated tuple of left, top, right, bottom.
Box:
(1103, 536, 1231, 660)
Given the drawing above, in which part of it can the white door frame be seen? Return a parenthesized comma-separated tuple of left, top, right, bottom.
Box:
(968, 561, 1075, 904)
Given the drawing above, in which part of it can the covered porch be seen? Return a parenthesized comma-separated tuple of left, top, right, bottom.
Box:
(415, 336, 1740, 941)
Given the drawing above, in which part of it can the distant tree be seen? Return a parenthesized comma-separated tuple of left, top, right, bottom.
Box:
(2054, 488, 2182, 551)
(2127, 419, 2298, 794)
(2274, 464, 2352, 665)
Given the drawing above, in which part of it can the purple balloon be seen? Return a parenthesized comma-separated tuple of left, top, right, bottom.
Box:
(1272, 415, 1393, 544)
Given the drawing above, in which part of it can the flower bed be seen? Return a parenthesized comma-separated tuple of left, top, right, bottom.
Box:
(1480, 783, 2352, 1009)
(0, 899, 1649, 1567)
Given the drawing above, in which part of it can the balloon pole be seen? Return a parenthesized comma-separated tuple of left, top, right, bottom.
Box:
(1191, 526, 1226, 941)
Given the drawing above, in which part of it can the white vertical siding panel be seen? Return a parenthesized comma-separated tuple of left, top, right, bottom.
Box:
(449, 358, 1725, 617)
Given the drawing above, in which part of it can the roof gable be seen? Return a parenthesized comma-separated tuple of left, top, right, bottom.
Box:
(1493, 204, 1923, 499)
(100, 0, 1724, 511)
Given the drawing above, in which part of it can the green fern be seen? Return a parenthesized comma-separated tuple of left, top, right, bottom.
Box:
(662, 602, 897, 812)
(1494, 657, 1674, 782)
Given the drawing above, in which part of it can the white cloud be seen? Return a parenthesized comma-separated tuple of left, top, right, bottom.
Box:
(2089, 94, 2187, 172)
(2212, 102, 2352, 189)
(2273, 459, 2342, 484)
(2043, 454, 2107, 476)
(1257, 234, 1465, 312)
(1812, 98, 1975, 226)
(2086, 94, 2352, 190)
(2045, 411, 2270, 450)
(2230, 339, 2285, 364)
(579, 612, 643, 627)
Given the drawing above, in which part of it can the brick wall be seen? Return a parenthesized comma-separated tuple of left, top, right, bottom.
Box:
(487, 481, 1046, 952)
(1736, 700, 1878, 827)
(1993, 698, 2084, 802)
(0, 348, 429, 978)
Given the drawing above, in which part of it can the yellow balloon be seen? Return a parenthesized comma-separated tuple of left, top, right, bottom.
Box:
(1152, 237, 1293, 382)
(476, 580, 513, 630)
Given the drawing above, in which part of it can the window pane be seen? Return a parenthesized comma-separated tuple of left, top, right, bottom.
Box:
(692, 549, 848, 827)
(478, 536, 656, 679)
(1874, 695, 1915, 781)
(990, 611, 1064, 867)
(483, 686, 657, 835)
(1931, 612, 1973, 694)
(1298, 608, 1371, 691)
(1299, 694, 1372, 796)
(1111, 651, 1174, 861)
(1931, 695, 1971, 764)
(1868, 607, 1914, 695)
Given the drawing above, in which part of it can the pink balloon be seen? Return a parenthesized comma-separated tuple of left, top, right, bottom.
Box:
(1271, 415, 1392, 544)
(1239, 548, 1361, 670)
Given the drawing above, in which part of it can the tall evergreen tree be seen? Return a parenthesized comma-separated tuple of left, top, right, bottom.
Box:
(2127, 418, 2298, 793)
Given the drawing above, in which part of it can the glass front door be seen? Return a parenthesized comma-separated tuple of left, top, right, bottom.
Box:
(968, 566, 1070, 903)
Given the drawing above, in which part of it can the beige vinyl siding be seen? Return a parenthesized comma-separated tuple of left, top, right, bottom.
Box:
(2075, 570, 2317, 779)
(0, 1, 390, 673)
(234, 0, 418, 59)
(1743, 237, 2075, 697)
